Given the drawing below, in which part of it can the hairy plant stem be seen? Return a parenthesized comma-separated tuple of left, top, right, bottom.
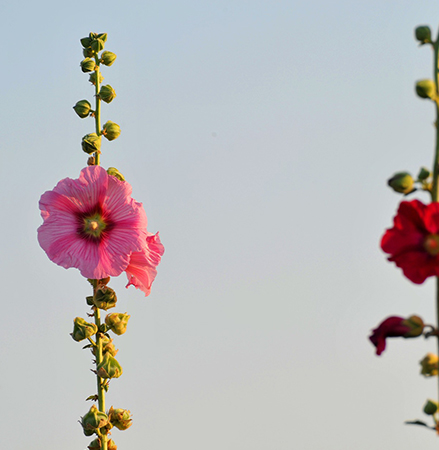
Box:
(93, 296, 108, 450)
(94, 56, 102, 166)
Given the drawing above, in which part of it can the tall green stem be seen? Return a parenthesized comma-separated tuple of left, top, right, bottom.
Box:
(94, 301, 107, 450)
(94, 56, 102, 166)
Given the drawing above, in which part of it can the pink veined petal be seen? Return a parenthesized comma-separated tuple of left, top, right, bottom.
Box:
(37, 166, 157, 281)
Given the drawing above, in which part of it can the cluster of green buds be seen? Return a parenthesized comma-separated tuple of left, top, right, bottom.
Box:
(387, 167, 432, 196)
(72, 272, 134, 448)
(82, 405, 132, 447)
(74, 32, 121, 165)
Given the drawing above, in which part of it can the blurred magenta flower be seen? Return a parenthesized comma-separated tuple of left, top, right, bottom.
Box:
(37, 166, 148, 279)
(369, 315, 424, 355)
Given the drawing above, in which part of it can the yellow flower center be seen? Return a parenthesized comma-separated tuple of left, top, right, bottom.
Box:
(424, 234, 439, 256)
(83, 213, 107, 238)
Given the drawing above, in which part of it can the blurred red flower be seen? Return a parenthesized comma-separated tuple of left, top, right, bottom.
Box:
(381, 200, 439, 284)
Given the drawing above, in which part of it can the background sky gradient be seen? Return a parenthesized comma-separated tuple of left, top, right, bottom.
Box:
(3, 1, 439, 449)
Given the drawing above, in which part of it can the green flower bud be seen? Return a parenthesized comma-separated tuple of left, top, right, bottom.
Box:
(107, 167, 125, 181)
(91, 38, 105, 53)
(89, 72, 104, 86)
(81, 58, 96, 73)
(387, 172, 414, 194)
(92, 286, 117, 310)
(416, 79, 436, 100)
(418, 167, 431, 181)
(81, 133, 101, 155)
(97, 33, 108, 43)
(83, 47, 95, 58)
(105, 313, 130, 336)
(424, 399, 438, 415)
(420, 353, 439, 377)
(80, 36, 92, 48)
(87, 438, 100, 450)
(88, 438, 117, 450)
(98, 85, 116, 103)
(108, 406, 132, 431)
(101, 51, 117, 66)
(71, 317, 98, 342)
(415, 26, 432, 44)
(73, 100, 92, 118)
(402, 315, 424, 337)
(92, 335, 118, 357)
(102, 121, 121, 141)
(81, 405, 109, 436)
(96, 352, 123, 379)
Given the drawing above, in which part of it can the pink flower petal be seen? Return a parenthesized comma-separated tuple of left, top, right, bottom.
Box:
(125, 232, 164, 296)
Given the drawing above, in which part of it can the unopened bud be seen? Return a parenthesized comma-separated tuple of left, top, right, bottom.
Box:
(415, 26, 432, 44)
(92, 335, 118, 357)
(102, 121, 121, 141)
(89, 438, 117, 450)
(82, 133, 101, 154)
(420, 353, 439, 377)
(81, 58, 96, 73)
(105, 313, 130, 335)
(87, 438, 100, 450)
(97, 33, 108, 43)
(81, 405, 109, 436)
(416, 79, 436, 100)
(98, 85, 116, 103)
(424, 399, 438, 415)
(96, 352, 123, 379)
(71, 317, 98, 342)
(84, 47, 96, 58)
(418, 167, 431, 181)
(108, 406, 132, 431)
(93, 286, 117, 310)
(387, 172, 414, 194)
(107, 167, 125, 181)
(73, 100, 92, 118)
(91, 38, 105, 53)
(402, 315, 424, 337)
(80, 36, 92, 48)
(101, 51, 117, 66)
(89, 72, 104, 86)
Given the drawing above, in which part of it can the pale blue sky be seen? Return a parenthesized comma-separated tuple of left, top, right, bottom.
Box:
(3, 1, 439, 449)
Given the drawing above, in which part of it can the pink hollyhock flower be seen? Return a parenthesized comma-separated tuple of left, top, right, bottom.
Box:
(38, 166, 148, 280)
(125, 232, 164, 296)
(381, 200, 439, 284)
(369, 315, 424, 355)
